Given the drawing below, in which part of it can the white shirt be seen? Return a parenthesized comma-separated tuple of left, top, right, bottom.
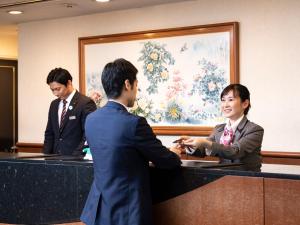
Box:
(58, 89, 76, 126)
(225, 115, 244, 133)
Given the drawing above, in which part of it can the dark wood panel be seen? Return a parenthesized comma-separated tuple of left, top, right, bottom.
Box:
(0, 60, 17, 152)
(262, 151, 300, 158)
(264, 178, 300, 225)
(153, 176, 264, 225)
(16, 142, 43, 153)
(262, 151, 300, 165)
(262, 157, 300, 165)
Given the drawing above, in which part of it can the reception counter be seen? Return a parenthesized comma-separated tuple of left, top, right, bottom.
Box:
(0, 152, 300, 225)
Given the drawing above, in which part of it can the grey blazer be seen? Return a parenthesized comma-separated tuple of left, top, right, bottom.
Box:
(194, 116, 264, 171)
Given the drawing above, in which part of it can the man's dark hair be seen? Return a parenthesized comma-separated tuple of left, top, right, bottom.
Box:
(221, 83, 251, 115)
(101, 58, 138, 99)
(46, 68, 72, 86)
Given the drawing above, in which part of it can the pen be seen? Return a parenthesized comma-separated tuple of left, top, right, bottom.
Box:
(172, 139, 182, 144)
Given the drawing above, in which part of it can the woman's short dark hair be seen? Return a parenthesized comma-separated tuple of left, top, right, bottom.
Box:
(221, 83, 251, 115)
(101, 58, 138, 99)
(46, 68, 72, 86)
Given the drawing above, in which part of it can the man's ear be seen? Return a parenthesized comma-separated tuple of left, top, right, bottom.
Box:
(67, 80, 72, 87)
(124, 79, 131, 91)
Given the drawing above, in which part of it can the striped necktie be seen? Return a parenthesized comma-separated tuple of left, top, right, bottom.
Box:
(60, 99, 67, 128)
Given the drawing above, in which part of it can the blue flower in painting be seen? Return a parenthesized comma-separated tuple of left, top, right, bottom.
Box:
(190, 58, 227, 104)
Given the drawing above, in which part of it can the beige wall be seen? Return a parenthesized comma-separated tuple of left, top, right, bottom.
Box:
(0, 33, 18, 59)
(18, 0, 300, 151)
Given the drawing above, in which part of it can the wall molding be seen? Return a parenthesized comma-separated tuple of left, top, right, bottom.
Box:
(16, 142, 43, 153)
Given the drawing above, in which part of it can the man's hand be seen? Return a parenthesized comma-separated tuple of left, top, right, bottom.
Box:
(169, 146, 183, 156)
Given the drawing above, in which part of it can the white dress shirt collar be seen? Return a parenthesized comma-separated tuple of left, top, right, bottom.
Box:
(63, 89, 76, 105)
(226, 115, 244, 133)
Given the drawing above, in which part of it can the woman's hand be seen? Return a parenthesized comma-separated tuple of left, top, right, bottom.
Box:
(182, 137, 211, 150)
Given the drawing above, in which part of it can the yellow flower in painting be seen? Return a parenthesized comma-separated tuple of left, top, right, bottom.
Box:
(160, 102, 166, 109)
(150, 52, 158, 60)
(147, 63, 154, 72)
(160, 71, 169, 79)
(154, 113, 161, 121)
(169, 107, 180, 119)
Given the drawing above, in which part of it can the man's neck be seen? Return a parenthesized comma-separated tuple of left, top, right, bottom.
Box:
(65, 87, 75, 98)
(111, 96, 128, 107)
(109, 99, 128, 110)
(62, 88, 75, 101)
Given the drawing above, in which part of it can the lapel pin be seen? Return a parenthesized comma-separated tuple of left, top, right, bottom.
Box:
(69, 105, 73, 110)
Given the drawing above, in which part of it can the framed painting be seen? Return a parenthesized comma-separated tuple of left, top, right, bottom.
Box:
(79, 22, 239, 136)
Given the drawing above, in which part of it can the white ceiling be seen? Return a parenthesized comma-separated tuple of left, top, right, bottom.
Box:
(0, 0, 188, 35)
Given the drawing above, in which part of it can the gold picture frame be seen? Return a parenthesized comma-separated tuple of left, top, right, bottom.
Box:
(79, 22, 239, 136)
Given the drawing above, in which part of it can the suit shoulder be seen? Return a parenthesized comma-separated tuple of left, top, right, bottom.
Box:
(49, 98, 59, 107)
(214, 123, 226, 131)
(127, 113, 147, 124)
(78, 93, 93, 102)
(85, 109, 99, 122)
(50, 98, 59, 103)
(246, 120, 264, 131)
(77, 93, 97, 109)
(111, 109, 143, 128)
(215, 123, 226, 128)
(122, 111, 142, 126)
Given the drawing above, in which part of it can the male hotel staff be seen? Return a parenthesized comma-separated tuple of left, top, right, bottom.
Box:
(80, 58, 181, 225)
(43, 68, 96, 155)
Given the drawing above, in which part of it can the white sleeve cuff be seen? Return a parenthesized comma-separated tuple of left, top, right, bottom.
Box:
(205, 148, 212, 156)
(186, 147, 196, 155)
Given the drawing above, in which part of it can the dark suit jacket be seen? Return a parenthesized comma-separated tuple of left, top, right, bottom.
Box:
(80, 101, 181, 225)
(194, 116, 264, 171)
(43, 91, 96, 155)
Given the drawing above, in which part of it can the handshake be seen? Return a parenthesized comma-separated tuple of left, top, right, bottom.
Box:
(169, 136, 210, 156)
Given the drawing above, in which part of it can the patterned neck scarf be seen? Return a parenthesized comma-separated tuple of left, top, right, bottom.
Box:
(220, 126, 234, 146)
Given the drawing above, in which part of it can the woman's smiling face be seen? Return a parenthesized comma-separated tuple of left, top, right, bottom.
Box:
(221, 90, 249, 122)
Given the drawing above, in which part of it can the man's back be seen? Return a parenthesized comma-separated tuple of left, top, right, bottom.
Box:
(81, 101, 181, 225)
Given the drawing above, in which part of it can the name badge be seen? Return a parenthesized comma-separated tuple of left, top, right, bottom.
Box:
(69, 116, 76, 120)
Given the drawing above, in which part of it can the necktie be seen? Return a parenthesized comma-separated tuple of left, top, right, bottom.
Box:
(220, 126, 234, 146)
(60, 99, 67, 128)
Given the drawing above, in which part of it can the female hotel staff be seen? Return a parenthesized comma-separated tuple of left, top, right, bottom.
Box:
(178, 84, 264, 171)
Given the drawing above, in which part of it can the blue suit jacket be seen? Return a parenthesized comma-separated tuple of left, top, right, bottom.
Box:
(80, 101, 181, 225)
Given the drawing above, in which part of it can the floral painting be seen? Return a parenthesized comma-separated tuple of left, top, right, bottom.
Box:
(80, 23, 239, 135)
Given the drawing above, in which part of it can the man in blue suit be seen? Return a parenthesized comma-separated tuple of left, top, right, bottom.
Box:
(80, 58, 181, 225)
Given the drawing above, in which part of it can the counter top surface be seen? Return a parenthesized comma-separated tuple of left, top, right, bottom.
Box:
(1, 152, 300, 179)
(1, 152, 300, 224)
